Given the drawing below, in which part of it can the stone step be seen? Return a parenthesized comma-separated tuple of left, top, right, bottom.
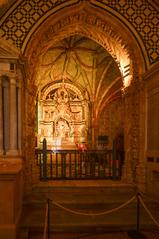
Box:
(24, 181, 136, 204)
(16, 229, 28, 239)
(19, 182, 159, 234)
(28, 231, 130, 239)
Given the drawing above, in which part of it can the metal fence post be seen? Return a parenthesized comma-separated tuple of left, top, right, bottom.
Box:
(112, 140, 116, 179)
(136, 192, 140, 233)
(43, 138, 47, 180)
(47, 198, 50, 239)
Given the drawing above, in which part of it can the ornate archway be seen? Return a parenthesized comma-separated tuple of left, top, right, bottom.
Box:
(22, 1, 147, 187)
(25, 3, 144, 86)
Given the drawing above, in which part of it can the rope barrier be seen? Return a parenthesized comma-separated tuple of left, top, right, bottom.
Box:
(138, 190, 159, 204)
(42, 192, 159, 239)
(139, 195, 159, 228)
(51, 195, 136, 216)
(43, 202, 49, 239)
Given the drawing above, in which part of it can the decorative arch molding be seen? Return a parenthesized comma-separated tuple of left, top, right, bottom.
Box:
(41, 82, 84, 101)
(25, 3, 146, 90)
(0, 0, 158, 68)
(90, 0, 159, 66)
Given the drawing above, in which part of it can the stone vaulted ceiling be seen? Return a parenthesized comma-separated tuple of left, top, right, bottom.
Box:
(37, 35, 120, 89)
(36, 35, 122, 119)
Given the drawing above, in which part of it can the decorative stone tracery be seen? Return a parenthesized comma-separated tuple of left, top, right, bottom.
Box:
(38, 82, 89, 149)
(122, 73, 146, 187)
(16, 1, 149, 189)
(27, 9, 131, 80)
(0, 0, 158, 65)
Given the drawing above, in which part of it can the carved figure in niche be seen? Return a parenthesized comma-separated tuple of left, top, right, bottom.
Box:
(53, 86, 72, 120)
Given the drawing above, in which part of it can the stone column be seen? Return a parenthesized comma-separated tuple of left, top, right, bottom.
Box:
(7, 77, 18, 155)
(122, 86, 134, 183)
(136, 79, 146, 192)
(3, 76, 10, 153)
(122, 82, 139, 184)
(17, 81, 22, 154)
(0, 76, 3, 155)
(122, 77, 144, 187)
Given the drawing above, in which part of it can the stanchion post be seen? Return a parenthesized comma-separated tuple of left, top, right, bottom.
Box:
(43, 138, 47, 180)
(47, 198, 50, 239)
(136, 192, 140, 233)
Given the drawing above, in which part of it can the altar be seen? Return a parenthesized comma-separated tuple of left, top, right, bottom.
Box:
(37, 83, 88, 149)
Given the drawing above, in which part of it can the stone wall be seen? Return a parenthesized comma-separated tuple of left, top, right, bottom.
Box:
(98, 97, 124, 150)
(145, 63, 159, 198)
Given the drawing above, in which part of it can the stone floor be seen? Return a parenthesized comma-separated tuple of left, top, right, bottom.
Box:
(29, 230, 159, 239)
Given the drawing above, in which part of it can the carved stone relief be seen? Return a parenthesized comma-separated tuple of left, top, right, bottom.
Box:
(26, 9, 131, 84)
(38, 83, 88, 149)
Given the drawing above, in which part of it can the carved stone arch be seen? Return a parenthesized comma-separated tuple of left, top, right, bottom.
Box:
(41, 82, 84, 102)
(23, 1, 148, 186)
(25, 3, 145, 89)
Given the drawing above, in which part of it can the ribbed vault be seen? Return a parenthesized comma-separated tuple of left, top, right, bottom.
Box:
(25, 2, 143, 91)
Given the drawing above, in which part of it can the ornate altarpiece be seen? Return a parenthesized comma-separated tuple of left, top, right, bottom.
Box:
(37, 83, 89, 149)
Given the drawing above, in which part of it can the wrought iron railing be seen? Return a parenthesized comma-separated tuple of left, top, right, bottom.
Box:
(35, 139, 122, 180)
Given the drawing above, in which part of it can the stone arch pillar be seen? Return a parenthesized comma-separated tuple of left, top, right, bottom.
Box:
(135, 78, 146, 191)
(122, 86, 135, 183)
(122, 75, 146, 187)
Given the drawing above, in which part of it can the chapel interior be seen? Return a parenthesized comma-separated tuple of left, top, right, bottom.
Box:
(0, 0, 159, 239)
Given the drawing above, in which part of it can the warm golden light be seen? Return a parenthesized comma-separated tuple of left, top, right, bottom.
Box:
(123, 75, 132, 88)
(0, 0, 8, 5)
(119, 56, 132, 88)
